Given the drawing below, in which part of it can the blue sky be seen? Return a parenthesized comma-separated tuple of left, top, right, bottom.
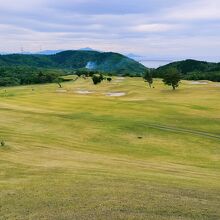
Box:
(0, 0, 219, 60)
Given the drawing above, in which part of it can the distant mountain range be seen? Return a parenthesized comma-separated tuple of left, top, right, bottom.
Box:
(36, 50, 64, 55)
(36, 47, 98, 55)
(0, 47, 98, 55)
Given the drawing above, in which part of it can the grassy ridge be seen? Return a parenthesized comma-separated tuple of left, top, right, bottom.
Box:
(0, 78, 220, 219)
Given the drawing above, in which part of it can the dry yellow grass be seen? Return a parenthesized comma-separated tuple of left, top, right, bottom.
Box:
(0, 78, 220, 219)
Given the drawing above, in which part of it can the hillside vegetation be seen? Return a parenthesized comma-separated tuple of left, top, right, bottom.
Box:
(155, 59, 220, 82)
(0, 50, 147, 75)
(0, 78, 220, 219)
(0, 66, 67, 86)
(1, 54, 220, 88)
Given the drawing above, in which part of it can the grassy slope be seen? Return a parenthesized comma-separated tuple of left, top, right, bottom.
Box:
(0, 78, 220, 220)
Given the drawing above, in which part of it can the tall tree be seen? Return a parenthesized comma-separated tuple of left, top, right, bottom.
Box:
(163, 67, 181, 90)
(143, 70, 153, 88)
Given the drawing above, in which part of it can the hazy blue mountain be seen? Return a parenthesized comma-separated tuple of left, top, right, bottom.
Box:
(78, 47, 97, 51)
(36, 50, 64, 55)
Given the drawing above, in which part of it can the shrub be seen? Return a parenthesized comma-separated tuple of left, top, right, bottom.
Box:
(92, 74, 104, 85)
(1, 140, 5, 147)
(107, 77, 112, 82)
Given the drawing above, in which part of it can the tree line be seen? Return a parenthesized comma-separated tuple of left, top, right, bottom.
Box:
(0, 65, 217, 90)
(0, 66, 67, 87)
(76, 67, 181, 90)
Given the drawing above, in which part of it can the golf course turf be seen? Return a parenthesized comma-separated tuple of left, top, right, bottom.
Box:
(0, 77, 220, 220)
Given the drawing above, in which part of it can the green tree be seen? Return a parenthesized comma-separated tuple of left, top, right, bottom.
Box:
(143, 70, 153, 88)
(163, 67, 181, 90)
(54, 77, 63, 88)
(92, 74, 104, 85)
(92, 75, 101, 85)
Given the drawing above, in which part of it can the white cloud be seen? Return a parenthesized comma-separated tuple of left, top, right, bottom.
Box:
(166, 0, 220, 20)
(0, 0, 44, 11)
(131, 24, 178, 32)
(0, 0, 219, 61)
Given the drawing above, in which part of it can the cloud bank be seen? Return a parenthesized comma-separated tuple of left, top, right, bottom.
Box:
(0, 0, 219, 60)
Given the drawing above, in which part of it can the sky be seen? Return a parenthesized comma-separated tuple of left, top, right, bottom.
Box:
(0, 0, 219, 61)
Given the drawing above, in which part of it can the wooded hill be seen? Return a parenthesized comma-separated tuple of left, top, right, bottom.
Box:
(0, 50, 147, 76)
(154, 59, 220, 82)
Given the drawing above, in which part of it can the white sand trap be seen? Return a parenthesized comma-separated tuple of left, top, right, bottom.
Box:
(114, 77, 125, 82)
(56, 89, 67, 93)
(75, 90, 94, 94)
(189, 81, 208, 85)
(106, 92, 126, 97)
(114, 80, 124, 83)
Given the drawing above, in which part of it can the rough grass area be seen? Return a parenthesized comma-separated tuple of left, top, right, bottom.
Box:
(0, 77, 220, 220)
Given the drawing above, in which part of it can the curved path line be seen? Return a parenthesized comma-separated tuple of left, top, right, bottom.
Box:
(144, 123, 220, 140)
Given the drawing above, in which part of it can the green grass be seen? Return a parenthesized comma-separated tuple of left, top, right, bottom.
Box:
(0, 78, 220, 220)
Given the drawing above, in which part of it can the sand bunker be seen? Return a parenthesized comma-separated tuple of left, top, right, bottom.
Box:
(56, 89, 67, 93)
(106, 92, 126, 97)
(189, 81, 208, 85)
(114, 80, 124, 83)
(75, 90, 94, 94)
(114, 77, 125, 83)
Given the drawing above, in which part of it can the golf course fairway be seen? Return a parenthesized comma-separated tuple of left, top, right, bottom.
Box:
(0, 77, 220, 220)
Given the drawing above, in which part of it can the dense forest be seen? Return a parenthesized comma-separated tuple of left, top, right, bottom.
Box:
(0, 66, 67, 86)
